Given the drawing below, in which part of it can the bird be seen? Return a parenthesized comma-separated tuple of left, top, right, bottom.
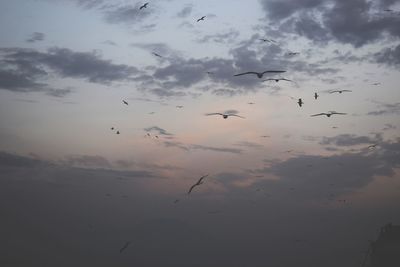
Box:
(206, 71, 214, 75)
(367, 144, 378, 149)
(116, 131, 120, 134)
(314, 92, 319, 99)
(205, 113, 245, 119)
(263, 78, 293, 83)
(197, 16, 206, 22)
(139, 3, 148, 10)
(187, 174, 209, 194)
(123, 100, 129, 105)
(173, 199, 180, 204)
(260, 135, 270, 138)
(234, 70, 286, 79)
(371, 82, 381, 86)
(248, 102, 255, 105)
(260, 38, 276, 43)
(329, 89, 352, 94)
(119, 241, 131, 253)
(111, 127, 114, 130)
(311, 111, 347, 117)
(287, 52, 300, 56)
(176, 105, 183, 108)
(297, 98, 304, 107)
(148, 112, 155, 115)
(152, 52, 163, 58)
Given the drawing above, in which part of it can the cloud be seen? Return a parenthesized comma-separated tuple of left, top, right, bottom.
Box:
(26, 32, 45, 43)
(367, 101, 400, 116)
(176, 5, 193, 18)
(63, 155, 112, 168)
(259, 0, 400, 47)
(144, 126, 173, 136)
(374, 44, 400, 67)
(0, 47, 139, 96)
(320, 134, 380, 147)
(102, 3, 155, 25)
(196, 29, 240, 44)
(162, 141, 243, 154)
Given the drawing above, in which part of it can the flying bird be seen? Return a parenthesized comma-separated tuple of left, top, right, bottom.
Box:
(329, 89, 352, 94)
(297, 98, 304, 107)
(287, 52, 300, 56)
(123, 100, 129, 105)
(119, 241, 131, 253)
(197, 16, 206, 22)
(152, 52, 163, 58)
(311, 111, 347, 117)
(314, 92, 319, 99)
(263, 78, 293, 83)
(234, 70, 286, 79)
(176, 105, 183, 109)
(248, 102, 255, 105)
(371, 82, 381, 86)
(187, 174, 209, 194)
(367, 144, 378, 149)
(260, 38, 276, 43)
(139, 2, 148, 10)
(116, 131, 120, 134)
(111, 127, 114, 130)
(173, 199, 180, 204)
(205, 113, 245, 119)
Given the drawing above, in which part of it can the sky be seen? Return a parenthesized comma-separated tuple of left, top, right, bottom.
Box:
(0, 0, 400, 266)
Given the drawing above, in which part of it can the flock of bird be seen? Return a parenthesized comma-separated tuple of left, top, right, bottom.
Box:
(108, 2, 393, 254)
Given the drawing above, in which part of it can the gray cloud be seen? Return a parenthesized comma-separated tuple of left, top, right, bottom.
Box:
(260, 0, 400, 47)
(176, 5, 193, 18)
(320, 134, 381, 147)
(144, 126, 173, 136)
(26, 32, 45, 43)
(63, 155, 112, 168)
(162, 141, 243, 154)
(368, 101, 400, 116)
(103, 3, 154, 25)
(196, 29, 240, 44)
(0, 47, 139, 96)
(375, 44, 400, 67)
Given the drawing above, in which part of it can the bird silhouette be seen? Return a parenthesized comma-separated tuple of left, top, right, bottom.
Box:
(152, 52, 163, 58)
(263, 78, 293, 83)
(119, 241, 131, 253)
(206, 113, 245, 119)
(176, 105, 183, 109)
(367, 144, 378, 149)
(116, 131, 120, 134)
(297, 98, 304, 107)
(234, 70, 286, 79)
(111, 127, 114, 130)
(139, 3, 148, 10)
(314, 92, 319, 99)
(260, 38, 276, 43)
(329, 90, 352, 94)
(287, 52, 300, 56)
(197, 16, 206, 22)
(188, 174, 209, 194)
(123, 100, 128, 105)
(311, 111, 347, 117)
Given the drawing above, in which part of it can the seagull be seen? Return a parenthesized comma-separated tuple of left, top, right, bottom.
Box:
(173, 199, 180, 204)
(116, 131, 120, 134)
(234, 70, 286, 79)
(111, 127, 115, 130)
(152, 52, 163, 58)
(197, 16, 206, 22)
(260, 38, 276, 43)
(176, 105, 183, 109)
(187, 174, 209, 194)
(371, 82, 381, 86)
(287, 52, 300, 56)
(148, 112, 155, 115)
(263, 78, 293, 83)
(329, 89, 352, 94)
(123, 100, 129, 105)
(297, 98, 304, 107)
(314, 92, 319, 99)
(248, 102, 255, 105)
(367, 144, 378, 149)
(119, 241, 131, 253)
(261, 135, 270, 138)
(311, 111, 347, 117)
(139, 3, 148, 10)
(205, 113, 245, 119)
(206, 71, 214, 75)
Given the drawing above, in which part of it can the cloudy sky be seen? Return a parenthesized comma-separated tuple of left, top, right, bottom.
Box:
(1, 0, 400, 266)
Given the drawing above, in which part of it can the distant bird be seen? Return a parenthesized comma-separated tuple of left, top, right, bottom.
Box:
(332, 126, 338, 129)
(173, 199, 180, 204)
(206, 113, 245, 119)
(188, 174, 209, 194)
(197, 16, 206, 22)
(176, 105, 183, 109)
(297, 98, 304, 107)
(371, 82, 381, 86)
(329, 89, 352, 94)
(248, 102, 255, 105)
(234, 70, 286, 79)
(148, 112, 155, 115)
(384, 9, 394, 12)
(152, 52, 163, 58)
(314, 92, 319, 99)
(311, 111, 347, 117)
(263, 78, 293, 83)
(367, 144, 378, 149)
(260, 38, 276, 43)
(206, 71, 214, 75)
(119, 241, 131, 253)
(116, 131, 120, 134)
(261, 135, 270, 138)
(111, 127, 115, 130)
(287, 52, 300, 56)
(123, 100, 129, 105)
(139, 2, 148, 10)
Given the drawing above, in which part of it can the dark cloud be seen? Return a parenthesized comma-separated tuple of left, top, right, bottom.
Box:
(260, 0, 400, 47)
(144, 126, 173, 136)
(176, 5, 193, 18)
(0, 47, 139, 96)
(0, 151, 43, 168)
(375, 44, 400, 67)
(368, 101, 400, 116)
(26, 32, 45, 43)
(162, 141, 243, 154)
(320, 134, 381, 147)
(63, 155, 112, 168)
